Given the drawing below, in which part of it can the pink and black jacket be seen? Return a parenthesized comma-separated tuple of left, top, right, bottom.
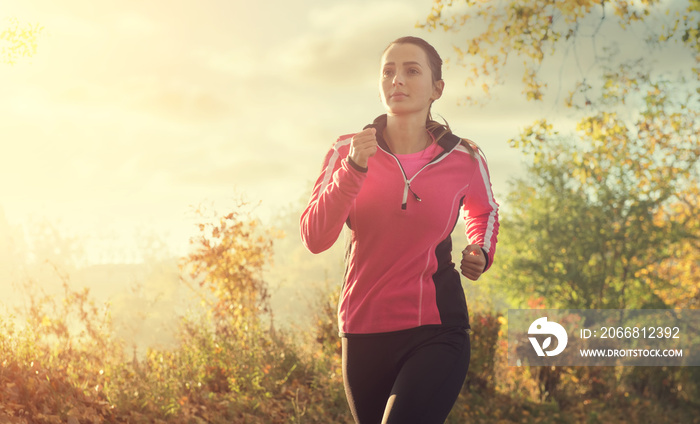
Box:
(301, 115, 499, 336)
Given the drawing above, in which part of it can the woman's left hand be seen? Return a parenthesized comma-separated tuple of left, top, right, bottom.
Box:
(461, 244, 485, 281)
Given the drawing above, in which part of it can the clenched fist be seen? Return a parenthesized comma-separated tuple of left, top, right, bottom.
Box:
(461, 244, 486, 281)
(349, 128, 378, 168)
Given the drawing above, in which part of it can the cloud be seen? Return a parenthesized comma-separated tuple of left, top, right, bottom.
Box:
(113, 12, 160, 37)
(275, 1, 430, 87)
(194, 43, 261, 79)
(133, 87, 232, 122)
(176, 157, 296, 187)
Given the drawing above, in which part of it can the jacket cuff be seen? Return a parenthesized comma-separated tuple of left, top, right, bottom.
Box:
(346, 157, 368, 173)
(480, 247, 490, 272)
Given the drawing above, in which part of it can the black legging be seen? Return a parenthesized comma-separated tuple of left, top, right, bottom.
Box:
(342, 325, 470, 424)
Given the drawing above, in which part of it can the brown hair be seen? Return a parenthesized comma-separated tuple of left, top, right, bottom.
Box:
(384, 36, 478, 156)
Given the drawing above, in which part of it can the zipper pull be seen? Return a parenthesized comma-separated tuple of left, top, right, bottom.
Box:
(401, 181, 421, 210)
(409, 184, 421, 202)
(411, 188, 421, 202)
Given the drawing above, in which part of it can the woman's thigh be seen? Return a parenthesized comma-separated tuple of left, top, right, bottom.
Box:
(342, 327, 470, 424)
(342, 335, 398, 424)
(383, 327, 470, 424)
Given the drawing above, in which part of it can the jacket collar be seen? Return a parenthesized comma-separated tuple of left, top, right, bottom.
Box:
(363, 114, 461, 154)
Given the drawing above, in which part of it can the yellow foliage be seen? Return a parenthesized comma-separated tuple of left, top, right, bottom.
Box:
(418, 0, 697, 105)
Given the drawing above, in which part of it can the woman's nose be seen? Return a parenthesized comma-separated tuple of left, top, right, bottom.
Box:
(392, 72, 404, 85)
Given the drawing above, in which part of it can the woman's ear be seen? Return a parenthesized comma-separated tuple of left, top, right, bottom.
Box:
(432, 79, 445, 101)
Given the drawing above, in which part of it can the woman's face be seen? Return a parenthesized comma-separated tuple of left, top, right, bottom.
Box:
(379, 43, 444, 117)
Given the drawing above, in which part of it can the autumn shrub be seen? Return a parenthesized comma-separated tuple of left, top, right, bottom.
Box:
(2, 200, 698, 423)
(0, 278, 120, 424)
(293, 288, 352, 423)
(0, 204, 313, 423)
(622, 365, 699, 405)
(0, 353, 114, 424)
(95, 204, 311, 423)
(464, 310, 502, 393)
(100, 318, 308, 423)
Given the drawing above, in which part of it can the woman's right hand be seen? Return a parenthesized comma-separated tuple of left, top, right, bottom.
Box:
(349, 128, 378, 168)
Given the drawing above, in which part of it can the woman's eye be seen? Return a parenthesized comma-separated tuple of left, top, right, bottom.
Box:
(408, 68, 419, 75)
(382, 69, 394, 77)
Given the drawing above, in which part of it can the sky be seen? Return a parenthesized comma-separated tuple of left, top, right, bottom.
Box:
(0, 0, 522, 266)
(0, 0, 692, 268)
(1, 0, 696, 342)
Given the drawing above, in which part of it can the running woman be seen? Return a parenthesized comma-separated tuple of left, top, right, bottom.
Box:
(300, 36, 500, 424)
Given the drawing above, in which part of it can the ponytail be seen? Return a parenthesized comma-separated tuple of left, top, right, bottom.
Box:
(426, 112, 478, 158)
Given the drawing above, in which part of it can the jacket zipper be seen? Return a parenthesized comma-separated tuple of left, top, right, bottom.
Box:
(380, 143, 459, 210)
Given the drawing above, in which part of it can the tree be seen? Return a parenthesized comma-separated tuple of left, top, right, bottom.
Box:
(420, 0, 699, 104)
(639, 183, 700, 309)
(500, 116, 698, 309)
(501, 64, 699, 309)
(422, 1, 700, 309)
(179, 202, 278, 332)
(1, 17, 43, 65)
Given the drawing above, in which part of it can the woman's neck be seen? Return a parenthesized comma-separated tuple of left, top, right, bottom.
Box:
(384, 113, 430, 155)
